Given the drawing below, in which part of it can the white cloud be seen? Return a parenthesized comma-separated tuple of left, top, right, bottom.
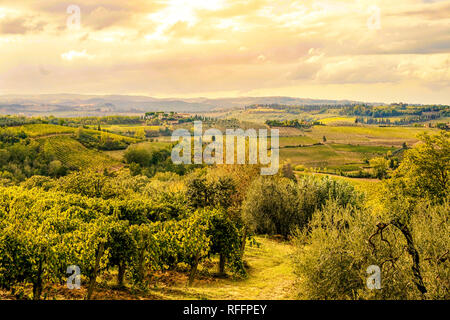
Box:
(61, 50, 94, 61)
(257, 54, 267, 62)
(0, 0, 449, 103)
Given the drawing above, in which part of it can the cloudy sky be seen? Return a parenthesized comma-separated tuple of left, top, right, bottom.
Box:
(0, 0, 449, 104)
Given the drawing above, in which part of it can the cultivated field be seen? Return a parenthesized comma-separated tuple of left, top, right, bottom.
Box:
(38, 136, 119, 170)
(304, 125, 437, 146)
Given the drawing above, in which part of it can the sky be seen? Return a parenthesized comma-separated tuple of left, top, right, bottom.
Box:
(0, 0, 449, 104)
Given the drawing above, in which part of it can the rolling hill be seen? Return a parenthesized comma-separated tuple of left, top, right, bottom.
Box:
(0, 94, 371, 116)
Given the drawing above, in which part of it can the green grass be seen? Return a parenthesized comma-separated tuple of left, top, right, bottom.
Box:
(130, 140, 173, 152)
(329, 144, 397, 154)
(280, 144, 343, 167)
(146, 236, 297, 300)
(279, 142, 396, 171)
(279, 136, 319, 147)
(318, 116, 356, 124)
(326, 163, 366, 172)
(0, 236, 297, 300)
(307, 125, 437, 146)
(102, 150, 126, 161)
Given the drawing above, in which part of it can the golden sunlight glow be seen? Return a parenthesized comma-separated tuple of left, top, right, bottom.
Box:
(0, 0, 448, 104)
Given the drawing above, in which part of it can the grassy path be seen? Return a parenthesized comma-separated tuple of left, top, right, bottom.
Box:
(147, 236, 297, 300)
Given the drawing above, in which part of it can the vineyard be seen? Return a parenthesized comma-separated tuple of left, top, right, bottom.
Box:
(2, 0, 450, 307)
(3, 123, 140, 144)
(0, 115, 448, 301)
(39, 136, 118, 170)
(15, 124, 76, 137)
(80, 129, 141, 145)
(0, 173, 245, 300)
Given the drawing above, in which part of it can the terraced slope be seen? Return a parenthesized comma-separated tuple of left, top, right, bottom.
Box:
(39, 136, 118, 170)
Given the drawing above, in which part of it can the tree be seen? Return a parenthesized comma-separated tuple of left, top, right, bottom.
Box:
(207, 210, 244, 276)
(186, 174, 211, 208)
(124, 146, 152, 167)
(48, 160, 65, 177)
(134, 128, 145, 140)
(243, 177, 301, 237)
(185, 171, 240, 274)
(292, 200, 450, 299)
(243, 175, 362, 238)
(106, 223, 136, 287)
(369, 157, 389, 179)
(389, 132, 449, 203)
(280, 162, 296, 181)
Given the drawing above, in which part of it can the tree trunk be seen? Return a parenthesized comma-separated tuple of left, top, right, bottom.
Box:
(188, 253, 200, 287)
(33, 259, 43, 300)
(137, 248, 145, 283)
(241, 228, 247, 253)
(218, 253, 226, 275)
(117, 261, 126, 287)
(86, 242, 105, 300)
(392, 219, 427, 295)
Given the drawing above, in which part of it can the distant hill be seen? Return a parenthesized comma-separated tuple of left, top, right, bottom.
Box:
(0, 94, 374, 117)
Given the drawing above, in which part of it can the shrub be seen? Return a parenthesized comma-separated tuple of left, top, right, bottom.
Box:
(292, 200, 449, 300)
(242, 175, 362, 237)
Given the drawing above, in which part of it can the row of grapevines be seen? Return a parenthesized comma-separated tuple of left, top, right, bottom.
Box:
(0, 185, 244, 299)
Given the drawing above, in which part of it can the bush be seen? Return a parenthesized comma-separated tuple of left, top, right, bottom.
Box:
(242, 175, 362, 237)
(21, 175, 56, 191)
(242, 176, 300, 237)
(292, 200, 449, 300)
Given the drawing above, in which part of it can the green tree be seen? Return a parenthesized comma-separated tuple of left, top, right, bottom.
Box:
(134, 128, 145, 139)
(106, 222, 136, 287)
(48, 160, 65, 177)
(370, 157, 390, 179)
(243, 175, 362, 238)
(389, 132, 449, 202)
